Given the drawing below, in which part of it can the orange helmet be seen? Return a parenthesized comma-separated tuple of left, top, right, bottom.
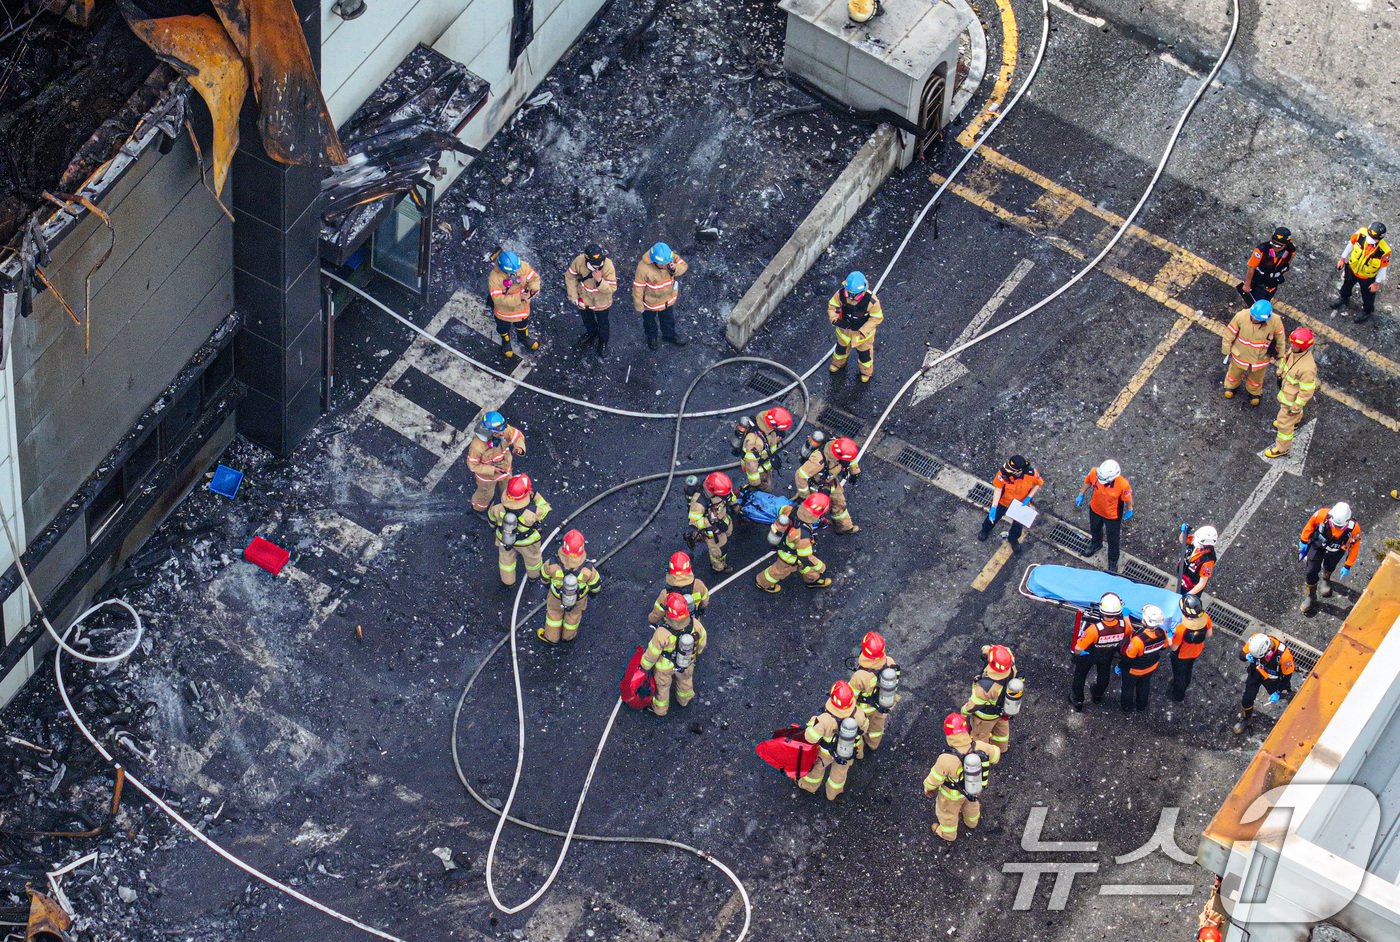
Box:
(1196, 929, 1221, 942)
(668, 551, 692, 577)
(664, 592, 690, 620)
(561, 530, 586, 556)
(829, 680, 855, 710)
(762, 407, 792, 432)
(1289, 327, 1314, 351)
(830, 437, 859, 462)
(986, 644, 1014, 673)
(861, 631, 886, 661)
(944, 713, 969, 736)
(505, 473, 533, 500)
(703, 471, 733, 497)
(802, 493, 831, 517)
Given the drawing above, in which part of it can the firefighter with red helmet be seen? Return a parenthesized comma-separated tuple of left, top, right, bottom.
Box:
(756, 493, 833, 592)
(538, 530, 602, 644)
(739, 407, 791, 490)
(486, 474, 552, 586)
(797, 680, 869, 801)
(961, 644, 1022, 753)
(1265, 327, 1318, 459)
(638, 593, 708, 717)
(923, 713, 1000, 843)
(849, 631, 900, 750)
(648, 552, 710, 625)
(795, 435, 862, 534)
(688, 471, 738, 573)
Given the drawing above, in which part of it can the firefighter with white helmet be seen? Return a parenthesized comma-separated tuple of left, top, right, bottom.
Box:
(1179, 524, 1218, 597)
(1069, 592, 1133, 711)
(486, 474, 552, 586)
(466, 411, 526, 512)
(923, 713, 1001, 842)
(687, 472, 738, 573)
(638, 593, 707, 717)
(648, 552, 709, 625)
(961, 644, 1023, 753)
(795, 435, 862, 533)
(848, 631, 900, 751)
(1076, 459, 1134, 573)
(739, 407, 792, 491)
(1118, 604, 1168, 713)
(1297, 502, 1363, 613)
(538, 530, 602, 644)
(797, 680, 869, 801)
(1232, 632, 1296, 734)
(756, 493, 834, 592)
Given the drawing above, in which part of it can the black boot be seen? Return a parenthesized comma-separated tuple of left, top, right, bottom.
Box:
(1231, 708, 1253, 735)
(663, 334, 689, 347)
(574, 331, 598, 350)
(596, 335, 608, 358)
(1082, 542, 1102, 558)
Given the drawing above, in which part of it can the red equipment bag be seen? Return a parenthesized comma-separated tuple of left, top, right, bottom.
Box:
(755, 724, 819, 780)
(620, 645, 654, 710)
(244, 536, 290, 575)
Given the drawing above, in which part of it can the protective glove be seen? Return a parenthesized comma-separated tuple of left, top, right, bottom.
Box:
(1298, 540, 1309, 561)
(1075, 493, 1085, 508)
(1123, 509, 1134, 521)
(1113, 665, 1122, 676)
(1268, 692, 1281, 705)
(1338, 566, 1351, 579)
(1074, 648, 1090, 658)
(1246, 654, 1256, 664)
(987, 507, 999, 523)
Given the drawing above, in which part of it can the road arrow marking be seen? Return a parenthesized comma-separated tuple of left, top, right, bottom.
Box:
(912, 258, 1034, 405)
(1216, 419, 1316, 556)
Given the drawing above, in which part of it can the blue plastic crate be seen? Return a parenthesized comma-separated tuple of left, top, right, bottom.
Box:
(209, 464, 243, 500)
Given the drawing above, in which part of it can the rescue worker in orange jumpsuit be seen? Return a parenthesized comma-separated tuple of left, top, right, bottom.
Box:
(1264, 327, 1318, 460)
(1221, 299, 1285, 406)
(538, 530, 602, 644)
(1167, 593, 1213, 703)
(466, 411, 527, 513)
(1076, 460, 1134, 574)
(979, 454, 1044, 552)
(632, 242, 689, 348)
(1178, 525, 1218, 597)
(740, 407, 791, 491)
(648, 552, 709, 625)
(488, 250, 542, 359)
(1238, 226, 1296, 303)
(1298, 502, 1362, 614)
(962, 644, 1019, 753)
(756, 493, 833, 592)
(563, 242, 618, 358)
(486, 474, 552, 586)
(1332, 222, 1390, 323)
(1118, 604, 1168, 713)
(923, 713, 1000, 843)
(827, 271, 884, 382)
(639, 593, 707, 717)
(688, 471, 738, 573)
(1070, 592, 1132, 711)
(849, 631, 899, 751)
(795, 435, 862, 534)
(797, 680, 868, 801)
(1232, 632, 1296, 734)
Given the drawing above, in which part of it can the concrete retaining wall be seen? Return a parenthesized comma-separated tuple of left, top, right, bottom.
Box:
(725, 123, 901, 350)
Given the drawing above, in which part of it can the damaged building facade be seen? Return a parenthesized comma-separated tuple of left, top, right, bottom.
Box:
(0, 0, 609, 707)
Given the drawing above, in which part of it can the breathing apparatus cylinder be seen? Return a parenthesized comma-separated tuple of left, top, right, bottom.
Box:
(674, 632, 695, 670)
(501, 512, 518, 548)
(1004, 677, 1025, 716)
(683, 475, 701, 502)
(835, 717, 859, 763)
(731, 416, 754, 457)
(768, 509, 791, 546)
(962, 752, 984, 797)
(877, 667, 899, 712)
(561, 573, 579, 609)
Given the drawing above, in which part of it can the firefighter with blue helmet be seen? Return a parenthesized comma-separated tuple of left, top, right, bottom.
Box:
(828, 271, 884, 382)
(632, 242, 689, 349)
(467, 411, 526, 512)
(1221, 298, 1284, 406)
(489, 250, 542, 358)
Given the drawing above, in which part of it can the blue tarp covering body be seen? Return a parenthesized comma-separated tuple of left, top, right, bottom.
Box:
(1023, 564, 1184, 630)
(739, 489, 790, 525)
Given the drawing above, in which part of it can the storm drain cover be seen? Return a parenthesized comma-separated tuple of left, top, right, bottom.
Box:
(896, 447, 943, 481)
(1049, 522, 1093, 555)
(746, 370, 786, 397)
(1206, 602, 1250, 639)
(817, 405, 864, 440)
(967, 483, 995, 507)
(1122, 560, 1170, 588)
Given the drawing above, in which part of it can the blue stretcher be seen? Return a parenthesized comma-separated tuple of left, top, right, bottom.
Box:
(1019, 563, 1183, 631)
(738, 488, 791, 526)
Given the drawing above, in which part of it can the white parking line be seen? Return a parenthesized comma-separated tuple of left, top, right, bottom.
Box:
(1049, 0, 1106, 28)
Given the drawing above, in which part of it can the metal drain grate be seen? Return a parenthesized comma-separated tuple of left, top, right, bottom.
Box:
(1122, 560, 1170, 588)
(817, 405, 864, 440)
(1206, 602, 1250, 640)
(895, 447, 942, 480)
(746, 371, 786, 397)
(1049, 522, 1093, 555)
(1293, 648, 1319, 675)
(967, 483, 995, 508)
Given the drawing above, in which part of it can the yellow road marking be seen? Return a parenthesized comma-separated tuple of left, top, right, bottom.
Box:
(958, 0, 1018, 147)
(1097, 314, 1193, 429)
(972, 542, 1015, 592)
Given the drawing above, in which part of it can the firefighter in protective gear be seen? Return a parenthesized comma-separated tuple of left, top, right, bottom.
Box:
(797, 680, 869, 801)
(1232, 632, 1296, 734)
(1298, 502, 1362, 613)
(741, 407, 791, 491)
(648, 552, 709, 625)
(564, 243, 618, 357)
(794, 435, 862, 534)
(1076, 460, 1133, 574)
(1119, 604, 1168, 713)
(1264, 327, 1318, 459)
(538, 530, 602, 644)
(1238, 226, 1296, 303)
(466, 411, 527, 512)
(1333, 222, 1390, 323)
(633, 242, 689, 348)
(488, 250, 542, 358)
(1168, 593, 1213, 703)
(1070, 592, 1132, 710)
(1179, 525, 1217, 597)
(688, 472, 738, 572)
(1221, 299, 1285, 405)
(638, 593, 707, 717)
(848, 631, 899, 751)
(757, 493, 832, 592)
(827, 271, 884, 382)
(923, 713, 1000, 843)
(979, 454, 1044, 551)
(487, 474, 552, 586)
(961, 644, 1019, 753)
